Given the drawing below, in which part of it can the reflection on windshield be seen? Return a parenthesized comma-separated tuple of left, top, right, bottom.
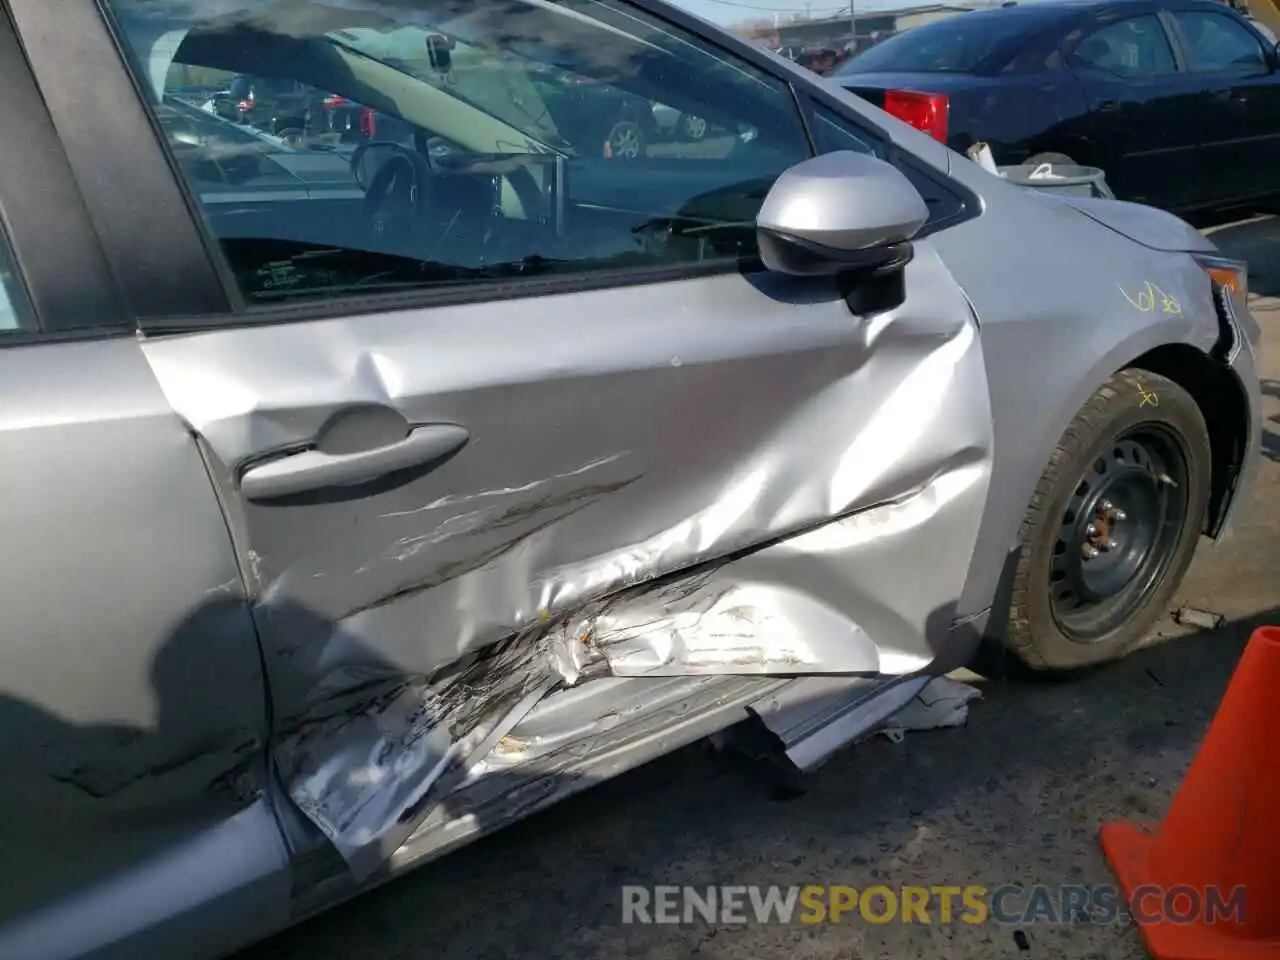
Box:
(834, 15, 1027, 74)
(161, 96, 289, 151)
(326, 27, 576, 151)
(111, 0, 812, 310)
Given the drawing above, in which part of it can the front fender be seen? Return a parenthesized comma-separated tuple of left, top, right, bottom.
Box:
(1048, 195, 1219, 254)
(961, 285, 1218, 616)
(931, 187, 1236, 625)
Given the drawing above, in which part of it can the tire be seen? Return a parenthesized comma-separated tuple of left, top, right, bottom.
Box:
(1004, 369, 1211, 671)
(1026, 151, 1077, 167)
(277, 127, 305, 147)
(681, 114, 708, 141)
(605, 119, 644, 160)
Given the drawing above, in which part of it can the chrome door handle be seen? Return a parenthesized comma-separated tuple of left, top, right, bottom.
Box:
(240, 423, 469, 501)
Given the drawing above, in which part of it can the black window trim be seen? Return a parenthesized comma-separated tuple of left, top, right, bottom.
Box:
(799, 81, 893, 157)
(797, 90, 980, 239)
(9, 0, 234, 326)
(0, 2, 130, 344)
(15, 0, 946, 335)
(892, 147, 982, 239)
(796, 94, 887, 159)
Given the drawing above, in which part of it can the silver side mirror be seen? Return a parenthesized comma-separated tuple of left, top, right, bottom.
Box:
(756, 151, 928, 277)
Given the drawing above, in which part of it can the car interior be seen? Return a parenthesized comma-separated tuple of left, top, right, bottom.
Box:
(120, 0, 814, 303)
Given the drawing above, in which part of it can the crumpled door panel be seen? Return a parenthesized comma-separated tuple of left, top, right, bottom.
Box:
(139, 241, 992, 879)
(552, 449, 990, 681)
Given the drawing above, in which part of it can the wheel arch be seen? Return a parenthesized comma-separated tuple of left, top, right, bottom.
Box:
(1124, 343, 1251, 539)
(961, 322, 1244, 647)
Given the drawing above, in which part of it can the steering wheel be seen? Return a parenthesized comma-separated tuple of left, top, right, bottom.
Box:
(352, 141, 563, 261)
(351, 141, 434, 244)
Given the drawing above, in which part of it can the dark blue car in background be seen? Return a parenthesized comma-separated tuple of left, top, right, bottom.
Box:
(832, 0, 1280, 215)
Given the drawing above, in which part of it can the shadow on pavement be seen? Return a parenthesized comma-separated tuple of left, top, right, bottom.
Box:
(234, 603, 1278, 960)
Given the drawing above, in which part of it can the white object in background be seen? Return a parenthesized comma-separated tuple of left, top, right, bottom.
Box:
(966, 141, 1000, 175)
(878, 676, 981, 743)
(1028, 163, 1065, 180)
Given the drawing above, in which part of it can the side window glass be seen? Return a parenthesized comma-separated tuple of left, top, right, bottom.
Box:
(105, 0, 813, 308)
(0, 230, 36, 334)
(810, 106, 885, 158)
(1174, 12, 1268, 72)
(156, 96, 314, 191)
(1071, 16, 1177, 77)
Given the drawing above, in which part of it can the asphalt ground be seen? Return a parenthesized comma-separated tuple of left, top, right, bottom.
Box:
(235, 217, 1280, 960)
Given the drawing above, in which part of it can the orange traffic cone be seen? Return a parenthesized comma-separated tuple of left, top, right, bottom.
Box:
(1099, 625, 1280, 959)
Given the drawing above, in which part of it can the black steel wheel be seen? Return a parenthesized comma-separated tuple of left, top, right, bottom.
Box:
(1004, 369, 1212, 670)
(1048, 426, 1189, 639)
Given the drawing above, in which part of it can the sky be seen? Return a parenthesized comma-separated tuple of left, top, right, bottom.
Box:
(670, 0, 932, 28)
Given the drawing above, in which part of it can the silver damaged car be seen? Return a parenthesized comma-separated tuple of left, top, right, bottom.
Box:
(0, 0, 1261, 957)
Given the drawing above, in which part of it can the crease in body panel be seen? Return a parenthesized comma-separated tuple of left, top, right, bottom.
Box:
(378, 453, 627, 520)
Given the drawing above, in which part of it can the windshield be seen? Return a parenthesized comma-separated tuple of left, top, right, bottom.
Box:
(833, 13, 1030, 74)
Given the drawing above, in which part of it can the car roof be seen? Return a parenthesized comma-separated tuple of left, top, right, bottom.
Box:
(865, 0, 1089, 38)
(944, 0, 1247, 16)
(882, 0, 1251, 38)
(929, 1, 1097, 19)
(840, 2, 1085, 45)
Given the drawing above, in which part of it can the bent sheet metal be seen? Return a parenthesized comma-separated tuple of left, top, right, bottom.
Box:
(138, 242, 993, 880)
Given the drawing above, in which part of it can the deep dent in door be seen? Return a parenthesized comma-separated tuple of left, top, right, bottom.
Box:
(139, 248, 993, 881)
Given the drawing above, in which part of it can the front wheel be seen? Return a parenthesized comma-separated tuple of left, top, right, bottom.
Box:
(604, 119, 645, 160)
(1004, 369, 1211, 671)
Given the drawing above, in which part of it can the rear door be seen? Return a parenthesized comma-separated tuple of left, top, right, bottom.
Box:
(1166, 6, 1280, 203)
(1065, 10, 1204, 209)
(62, 0, 994, 878)
(0, 9, 281, 955)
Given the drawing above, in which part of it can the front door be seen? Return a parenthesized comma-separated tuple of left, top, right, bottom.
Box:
(105, 0, 993, 879)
